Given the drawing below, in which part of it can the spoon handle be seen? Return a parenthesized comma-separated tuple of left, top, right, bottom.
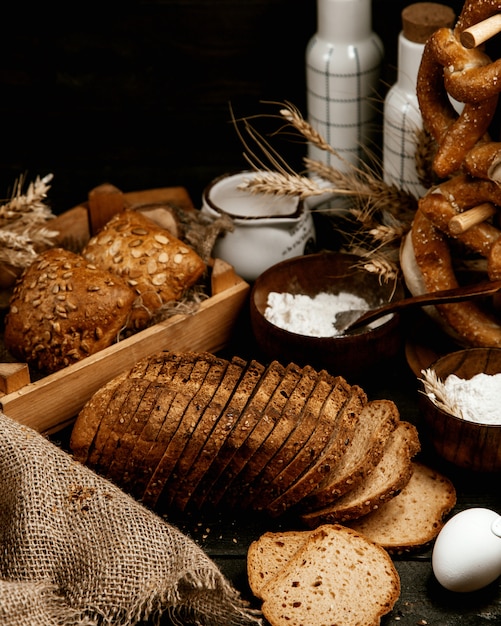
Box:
(349, 279, 501, 330)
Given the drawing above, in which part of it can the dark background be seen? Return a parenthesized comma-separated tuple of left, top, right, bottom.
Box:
(0, 1, 468, 214)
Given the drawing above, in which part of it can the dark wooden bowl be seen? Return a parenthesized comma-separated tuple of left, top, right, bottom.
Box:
(419, 348, 501, 473)
(249, 251, 405, 382)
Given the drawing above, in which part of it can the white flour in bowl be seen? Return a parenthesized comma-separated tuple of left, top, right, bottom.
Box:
(441, 373, 501, 425)
(264, 291, 371, 337)
(422, 368, 501, 425)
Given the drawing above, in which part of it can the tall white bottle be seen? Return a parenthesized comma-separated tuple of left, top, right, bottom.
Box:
(306, 0, 384, 173)
(382, 2, 455, 198)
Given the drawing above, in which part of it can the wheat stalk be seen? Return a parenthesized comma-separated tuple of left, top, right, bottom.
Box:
(0, 173, 58, 269)
(233, 101, 421, 282)
(419, 368, 463, 417)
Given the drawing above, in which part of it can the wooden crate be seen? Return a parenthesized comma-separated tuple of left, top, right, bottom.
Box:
(0, 187, 249, 434)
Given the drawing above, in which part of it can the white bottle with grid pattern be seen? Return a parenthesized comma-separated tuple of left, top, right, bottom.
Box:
(382, 3, 455, 198)
(306, 0, 383, 173)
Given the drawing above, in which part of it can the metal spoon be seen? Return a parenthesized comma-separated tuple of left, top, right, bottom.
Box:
(334, 279, 501, 333)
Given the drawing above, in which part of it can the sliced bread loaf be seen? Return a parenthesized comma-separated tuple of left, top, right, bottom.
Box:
(302, 399, 400, 509)
(170, 356, 248, 511)
(347, 461, 457, 552)
(250, 375, 354, 513)
(186, 358, 267, 511)
(258, 524, 400, 626)
(300, 421, 420, 526)
(263, 384, 368, 517)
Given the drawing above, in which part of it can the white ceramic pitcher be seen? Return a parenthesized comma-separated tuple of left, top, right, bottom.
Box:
(201, 171, 316, 281)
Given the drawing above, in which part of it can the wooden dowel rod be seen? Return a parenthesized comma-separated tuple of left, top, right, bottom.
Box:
(461, 14, 501, 49)
(449, 203, 497, 235)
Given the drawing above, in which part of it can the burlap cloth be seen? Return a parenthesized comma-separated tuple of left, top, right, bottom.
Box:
(0, 412, 263, 626)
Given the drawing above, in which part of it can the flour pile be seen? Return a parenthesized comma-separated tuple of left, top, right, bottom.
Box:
(264, 291, 370, 337)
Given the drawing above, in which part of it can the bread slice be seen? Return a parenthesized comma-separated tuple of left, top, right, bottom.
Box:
(250, 375, 354, 513)
(347, 462, 457, 552)
(225, 364, 319, 510)
(302, 399, 400, 510)
(159, 355, 230, 508)
(186, 358, 266, 511)
(264, 384, 368, 517)
(241, 369, 333, 510)
(259, 524, 400, 626)
(169, 357, 248, 512)
(214, 362, 304, 508)
(70, 368, 131, 464)
(202, 360, 287, 509)
(300, 421, 420, 527)
(141, 356, 215, 506)
(104, 351, 194, 484)
(247, 530, 308, 600)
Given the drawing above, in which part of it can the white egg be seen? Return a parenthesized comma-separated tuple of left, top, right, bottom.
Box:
(432, 508, 501, 592)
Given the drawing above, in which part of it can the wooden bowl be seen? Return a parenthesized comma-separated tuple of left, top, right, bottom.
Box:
(419, 348, 501, 472)
(249, 251, 404, 381)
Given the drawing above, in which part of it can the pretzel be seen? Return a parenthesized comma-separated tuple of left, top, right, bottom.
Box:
(417, 1, 501, 178)
(409, 208, 501, 346)
(405, 0, 501, 347)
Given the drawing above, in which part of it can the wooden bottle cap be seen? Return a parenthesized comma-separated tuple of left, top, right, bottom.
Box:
(402, 2, 456, 44)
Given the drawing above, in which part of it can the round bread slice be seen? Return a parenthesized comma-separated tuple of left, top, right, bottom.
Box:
(259, 524, 400, 626)
(4, 247, 136, 373)
(346, 462, 457, 552)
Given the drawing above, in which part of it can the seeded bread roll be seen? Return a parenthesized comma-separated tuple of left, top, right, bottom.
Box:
(4, 248, 136, 373)
(82, 210, 206, 330)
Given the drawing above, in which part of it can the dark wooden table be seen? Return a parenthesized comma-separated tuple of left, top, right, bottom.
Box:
(155, 308, 501, 626)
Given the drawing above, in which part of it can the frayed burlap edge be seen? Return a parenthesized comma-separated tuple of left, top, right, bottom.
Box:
(0, 412, 262, 626)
